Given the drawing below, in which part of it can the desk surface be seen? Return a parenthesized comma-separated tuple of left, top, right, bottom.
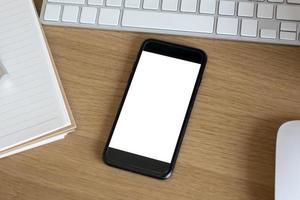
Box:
(1, 1, 300, 199)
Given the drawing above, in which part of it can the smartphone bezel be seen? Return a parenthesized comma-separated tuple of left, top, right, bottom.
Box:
(103, 39, 207, 179)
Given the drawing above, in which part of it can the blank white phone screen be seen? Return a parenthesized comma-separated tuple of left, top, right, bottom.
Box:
(109, 51, 201, 163)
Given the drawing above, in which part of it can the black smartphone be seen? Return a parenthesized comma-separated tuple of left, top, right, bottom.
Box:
(103, 39, 207, 179)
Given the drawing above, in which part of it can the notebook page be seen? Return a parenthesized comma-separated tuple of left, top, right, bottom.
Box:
(0, 133, 67, 159)
(0, 0, 71, 151)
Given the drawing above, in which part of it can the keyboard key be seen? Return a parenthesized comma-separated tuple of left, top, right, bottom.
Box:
(106, 0, 123, 7)
(62, 5, 79, 22)
(143, 0, 160, 9)
(48, 0, 85, 4)
(88, 0, 103, 5)
(200, 0, 216, 14)
(280, 22, 297, 32)
(276, 5, 300, 21)
(241, 19, 257, 37)
(280, 31, 296, 40)
(80, 7, 97, 24)
(181, 0, 197, 12)
(257, 4, 273, 19)
(125, 0, 141, 8)
(287, 0, 300, 4)
(99, 8, 120, 25)
(260, 29, 276, 39)
(219, 0, 235, 15)
(238, 2, 254, 17)
(268, 0, 283, 2)
(217, 17, 238, 35)
(122, 10, 215, 33)
(44, 4, 61, 21)
(162, 0, 179, 11)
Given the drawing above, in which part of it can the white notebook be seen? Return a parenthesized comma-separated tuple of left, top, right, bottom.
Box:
(0, 0, 76, 156)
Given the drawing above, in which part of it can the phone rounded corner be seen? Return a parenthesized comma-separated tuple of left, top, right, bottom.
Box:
(202, 50, 208, 59)
(102, 149, 111, 165)
(202, 52, 208, 64)
(158, 168, 173, 180)
(142, 39, 156, 48)
(194, 48, 207, 66)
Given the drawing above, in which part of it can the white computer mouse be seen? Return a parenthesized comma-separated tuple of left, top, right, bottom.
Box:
(275, 120, 300, 200)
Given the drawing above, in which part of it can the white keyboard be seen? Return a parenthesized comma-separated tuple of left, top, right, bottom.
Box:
(41, 0, 300, 46)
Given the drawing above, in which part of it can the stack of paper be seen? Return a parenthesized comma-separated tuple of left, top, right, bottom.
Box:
(0, 0, 76, 158)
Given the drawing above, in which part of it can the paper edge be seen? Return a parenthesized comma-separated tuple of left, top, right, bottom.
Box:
(0, 133, 67, 159)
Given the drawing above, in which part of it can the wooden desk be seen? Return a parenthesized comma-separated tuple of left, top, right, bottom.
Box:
(1, 1, 300, 199)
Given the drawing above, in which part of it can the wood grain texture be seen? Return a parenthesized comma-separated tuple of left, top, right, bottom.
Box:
(1, 1, 300, 199)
